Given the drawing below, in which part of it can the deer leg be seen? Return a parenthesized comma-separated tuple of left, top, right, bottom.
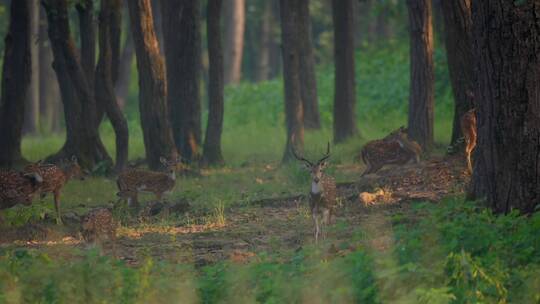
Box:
(361, 161, 373, 177)
(53, 190, 63, 225)
(313, 212, 320, 243)
(322, 209, 330, 240)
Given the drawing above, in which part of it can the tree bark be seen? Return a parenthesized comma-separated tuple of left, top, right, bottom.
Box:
(127, 0, 176, 170)
(406, 0, 434, 150)
(76, 0, 96, 93)
(223, 0, 245, 84)
(203, 0, 225, 166)
(256, 0, 272, 82)
(150, 0, 164, 54)
(441, 0, 474, 144)
(332, 0, 357, 143)
(297, 0, 320, 130)
(161, 0, 202, 161)
(268, 0, 281, 79)
(470, 1, 540, 214)
(38, 6, 62, 133)
(115, 24, 133, 109)
(0, 0, 31, 168)
(23, 0, 40, 134)
(280, 0, 304, 162)
(42, 0, 111, 169)
(96, 0, 129, 173)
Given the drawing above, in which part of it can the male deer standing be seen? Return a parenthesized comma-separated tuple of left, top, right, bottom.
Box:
(461, 108, 477, 173)
(292, 143, 337, 243)
(116, 156, 182, 209)
(0, 170, 43, 210)
(24, 156, 85, 224)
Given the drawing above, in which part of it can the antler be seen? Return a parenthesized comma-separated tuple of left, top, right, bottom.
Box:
(290, 133, 313, 166)
(317, 142, 331, 164)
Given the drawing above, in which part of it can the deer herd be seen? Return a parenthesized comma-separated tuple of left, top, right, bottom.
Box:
(0, 109, 477, 244)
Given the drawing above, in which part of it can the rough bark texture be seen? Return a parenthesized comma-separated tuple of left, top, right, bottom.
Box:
(280, 0, 304, 162)
(406, 0, 434, 150)
(150, 0, 164, 53)
(161, 0, 202, 161)
(256, 0, 272, 82)
(332, 0, 357, 143)
(470, 1, 540, 214)
(96, 0, 129, 173)
(223, 0, 245, 84)
(203, 0, 225, 166)
(128, 0, 175, 170)
(42, 0, 111, 169)
(0, 0, 31, 168)
(441, 0, 474, 144)
(24, 0, 39, 134)
(76, 0, 96, 93)
(297, 0, 320, 129)
(115, 26, 133, 109)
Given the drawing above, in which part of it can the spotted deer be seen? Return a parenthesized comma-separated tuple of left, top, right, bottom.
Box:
(24, 156, 85, 224)
(358, 127, 422, 176)
(461, 108, 477, 173)
(81, 207, 117, 245)
(292, 143, 337, 243)
(0, 170, 43, 210)
(116, 156, 182, 209)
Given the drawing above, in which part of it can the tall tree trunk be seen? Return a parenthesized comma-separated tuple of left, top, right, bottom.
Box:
(441, 0, 473, 145)
(161, 0, 202, 161)
(76, 0, 96, 92)
(256, 0, 272, 82)
(470, 1, 540, 214)
(203, 0, 225, 166)
(332, 0, 357, 143)
(24, 0, 39, 134)
(297, 0, 320, 130)
(0, 0, 31, 168)
(406, 0, 434, 150)
(223, 0, 245, 84)
(150, 0, 164, 53)
(127, 0, 175, 170)
(280, 0, 304, 162)
(268, 0, 281, 79)
(96, 0, 129, 173)
(115, 26, 133, 109)
(432, 0, 445, 45)
(42, 0, 111, 169)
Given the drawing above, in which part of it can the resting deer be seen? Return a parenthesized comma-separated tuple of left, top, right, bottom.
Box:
(0, 170, 43, 210)
(359, 127, 422, 176)
(292, 143, 337, 243)
(116, 156, 182, 209)
(23, 156, 85, 224)
(461, 108, 477, 173)
(81, 208, 117, 245)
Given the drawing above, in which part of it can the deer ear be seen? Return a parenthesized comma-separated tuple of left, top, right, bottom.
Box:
(160, 157, 167, 165)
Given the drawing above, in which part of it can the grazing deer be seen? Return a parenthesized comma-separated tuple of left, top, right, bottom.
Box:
(461, 108, 477, 173)
(81, 207, 117, 245)
(116, 156, 182, 209)
(292, 143, 337, 243)
(0, 170, 43, 209)
(358, 127, 422, 176)
(24, 156, 85, 224)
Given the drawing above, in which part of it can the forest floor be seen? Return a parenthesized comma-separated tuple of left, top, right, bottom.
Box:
(0, 154, 470, 268)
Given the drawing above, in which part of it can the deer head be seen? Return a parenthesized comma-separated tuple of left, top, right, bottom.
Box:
(159, 155, 183, 180)
(292, 143, 331, 194)
(62, 156, 86, 181)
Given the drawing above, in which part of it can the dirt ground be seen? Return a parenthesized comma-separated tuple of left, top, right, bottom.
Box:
(0, 155, 470, 266)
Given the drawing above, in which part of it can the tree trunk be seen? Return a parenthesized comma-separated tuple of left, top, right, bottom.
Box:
(161, 0, 202, 161)
(115, 25, 133, 109)
(96, 0, 129, 173)
(256, 0, 271, 82)
(39, 6, 62, 133)
(280, 0, 304, 162)
(297, 0, 320, 130)
(76, 0, 96, 92)
(441, 0, 473, 145)
(0, 0, 31, 168)
(203, 0, 225, 166)
(23, 0, 39, 134)
(470, 1, 540, 214)
(406, 0, 434, 150)
(127, 0, 176, 170)
(223, 0, 245, 84)
(268, 0, 281, 79)
(332, 0, 357, 143)
(42, 0, 111, 169)
(150, 0, 164, 54)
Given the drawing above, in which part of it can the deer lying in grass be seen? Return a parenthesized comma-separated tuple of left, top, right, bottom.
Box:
(292, 143, 337, 243)
(81, 208, 117, 244)
(24, 156, 85, 224)
(116, 156, 182, 209)
(0, 170, 43, 210)
(358, 127, 422, 176)
(461, 108, 477, 173)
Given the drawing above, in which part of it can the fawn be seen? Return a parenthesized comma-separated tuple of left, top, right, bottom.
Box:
(461, 108, 477, 173)
(359, 127, 422, 176)
(81, 207, 117, 244)
(116, 156, 182, 209)
(24, 156, 85, 224)
(292, 143, 337, 243)
(0, 170, 43, 210)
